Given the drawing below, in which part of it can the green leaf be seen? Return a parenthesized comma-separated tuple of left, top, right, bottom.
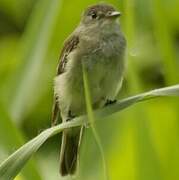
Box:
(0, 104, 42, 180)
(0, 84, 179, 179)
(0, 120, 83, 180)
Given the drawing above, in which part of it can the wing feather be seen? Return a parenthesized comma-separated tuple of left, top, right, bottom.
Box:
(51, 35, 79, 126)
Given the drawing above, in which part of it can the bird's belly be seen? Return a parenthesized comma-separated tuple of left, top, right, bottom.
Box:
(55, 55, 123, 119)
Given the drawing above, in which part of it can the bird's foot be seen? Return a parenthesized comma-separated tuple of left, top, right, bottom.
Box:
(105, 99, 117, 106)
(51, 121, 58, 126)
(67, 110, 89, 128)
(68, 110, 76, 119)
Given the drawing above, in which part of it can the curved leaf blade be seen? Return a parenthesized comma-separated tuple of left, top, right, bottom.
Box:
(0, 84, 179, 179)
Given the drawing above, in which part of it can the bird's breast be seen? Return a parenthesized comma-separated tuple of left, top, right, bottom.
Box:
(55, 31, 126, 118)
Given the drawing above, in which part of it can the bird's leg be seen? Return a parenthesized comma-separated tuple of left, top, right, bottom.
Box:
(67, 110, 90, 128)
(105, 99, 117, 106)
(66, 110, 76, 122)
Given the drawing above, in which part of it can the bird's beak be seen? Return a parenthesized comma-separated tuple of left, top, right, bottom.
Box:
(107, 11, 121, 18)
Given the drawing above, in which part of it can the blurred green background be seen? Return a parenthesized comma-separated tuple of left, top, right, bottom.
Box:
(0, 0, 179, 179)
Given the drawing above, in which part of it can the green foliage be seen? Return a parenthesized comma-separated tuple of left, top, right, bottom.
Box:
(0, 0, 179, 179)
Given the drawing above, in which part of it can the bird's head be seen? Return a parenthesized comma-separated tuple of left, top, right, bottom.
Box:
(80, 3, 121, 30)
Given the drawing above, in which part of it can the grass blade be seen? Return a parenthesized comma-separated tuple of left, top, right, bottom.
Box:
(0, 105, 42, 180)
(82, 65, 109, 180)
(97, 84, 179, 118)
(0, 120, 83, 179)
(0, 84, 179, 179)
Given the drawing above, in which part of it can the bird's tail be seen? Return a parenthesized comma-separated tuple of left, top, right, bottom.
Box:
(59, 127, 83, 176)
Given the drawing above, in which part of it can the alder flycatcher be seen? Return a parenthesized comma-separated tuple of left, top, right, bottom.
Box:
(51, 3, 126, 176)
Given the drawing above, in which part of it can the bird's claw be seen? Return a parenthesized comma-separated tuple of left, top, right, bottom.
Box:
(105, 99, 117, 106)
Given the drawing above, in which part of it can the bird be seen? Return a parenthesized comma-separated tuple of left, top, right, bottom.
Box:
(51, 3, 126, 176)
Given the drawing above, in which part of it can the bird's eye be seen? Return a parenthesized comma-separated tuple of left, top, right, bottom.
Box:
(91, 12, 97, 19)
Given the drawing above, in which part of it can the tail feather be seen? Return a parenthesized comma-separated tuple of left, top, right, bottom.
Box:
(60, 127, 83, 176)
